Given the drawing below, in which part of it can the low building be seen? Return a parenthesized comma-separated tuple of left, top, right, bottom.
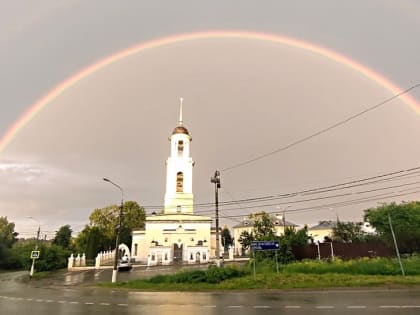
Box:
(308, 220, 337, 243)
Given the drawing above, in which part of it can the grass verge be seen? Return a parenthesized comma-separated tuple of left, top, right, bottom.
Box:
(104, 272, 420, 291)
(101, 257, 420, 291)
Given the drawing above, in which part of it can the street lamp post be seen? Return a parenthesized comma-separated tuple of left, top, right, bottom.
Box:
(283, 205, 291, 233)
(103, 177, 124, 283)
(27, 217, 40, 278)
(210, 170, 221, 267)
(276, 205, 291, 235)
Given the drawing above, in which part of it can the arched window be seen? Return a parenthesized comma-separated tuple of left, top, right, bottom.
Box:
(134, 243, 138, 256)
(178, 140, 184, 156)
(176, 172, 184, 192)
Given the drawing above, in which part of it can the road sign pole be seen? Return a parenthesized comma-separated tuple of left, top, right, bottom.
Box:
(253, 251, 256, 280)
(275, 250, 279, 273)
(29, 258, 35, 278)
(29, 226, 40, 279)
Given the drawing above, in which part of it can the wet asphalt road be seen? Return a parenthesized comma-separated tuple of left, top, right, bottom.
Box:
(1, 268, 420, 314)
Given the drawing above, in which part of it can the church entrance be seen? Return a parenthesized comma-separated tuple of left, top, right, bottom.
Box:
(173, 244, 183, 264)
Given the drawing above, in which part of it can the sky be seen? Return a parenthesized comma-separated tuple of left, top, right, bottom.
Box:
(1, 1, 420, 239)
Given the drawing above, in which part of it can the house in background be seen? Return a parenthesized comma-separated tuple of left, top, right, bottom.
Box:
(308, 220, 337, 243)
(232, 213, 298, 256)
(308, 220, 376, 243)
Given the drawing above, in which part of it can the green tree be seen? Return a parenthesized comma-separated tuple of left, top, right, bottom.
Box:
(238, 230, 254, 255)
(332, 221, 366, 243)
(0, 217, 18, 248)
(75, 201, 145, 258)
(364, 201, 420, 254)
(0, 217, 19, 269)
(75, 225, 111, 260)
(284, 225, 310, 246)
(52, 225, 72, 249)
(221, 226, 233, 253)
(251, 212, 276, 240)
(276, 226, 311, 264)
(119, 201, 146, 246)
(243, 211, 311, 264)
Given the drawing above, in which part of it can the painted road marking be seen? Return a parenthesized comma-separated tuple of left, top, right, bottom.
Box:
(2, 295, 420, 310)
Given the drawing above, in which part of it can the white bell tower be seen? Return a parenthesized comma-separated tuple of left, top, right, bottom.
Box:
(164, 98, 194, 214)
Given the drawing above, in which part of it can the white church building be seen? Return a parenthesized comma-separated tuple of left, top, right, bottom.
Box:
(131, 100, 215, 265)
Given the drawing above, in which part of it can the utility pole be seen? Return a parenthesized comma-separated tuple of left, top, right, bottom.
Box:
(103, 177, 124, 283)
(211, 170, 221, 267)
(283, 211, 286, 232)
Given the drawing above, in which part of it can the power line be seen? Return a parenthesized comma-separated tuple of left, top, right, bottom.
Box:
(194, 180, 420, 215)
(141, 164, 420, 210)
(217, 187, 420, 220)
(221, 82, 420, 172)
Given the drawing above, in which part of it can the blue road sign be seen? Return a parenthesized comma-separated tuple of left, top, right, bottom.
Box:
(30, 251, 40, 259)
(250, 241, 279, 251)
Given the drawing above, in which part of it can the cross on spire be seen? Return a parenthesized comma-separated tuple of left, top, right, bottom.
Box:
(179, 97, 183, 126)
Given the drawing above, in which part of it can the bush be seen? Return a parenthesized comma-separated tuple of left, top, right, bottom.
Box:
(9, 241, 69, 272)
(146, 266, 248, 284)
(0, 244, 23, 269)
(35, 244, 69, 272)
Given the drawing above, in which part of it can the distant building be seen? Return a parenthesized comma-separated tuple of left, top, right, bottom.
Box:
(131, 100, 219, 265)
(308, 220, 337, 243)
(308, 220, 376, 243)
(232, 213, 298, 256)
(361, 222, 376, 235)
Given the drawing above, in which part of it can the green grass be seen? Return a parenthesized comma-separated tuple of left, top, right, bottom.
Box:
(282, 256, 420, 275)
(102, 257, 420, 291)
(107, 272, 420, 291)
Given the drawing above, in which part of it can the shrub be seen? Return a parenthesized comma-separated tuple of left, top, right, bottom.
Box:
(146, 265, 248, 284)
(9, 242, 69, 272)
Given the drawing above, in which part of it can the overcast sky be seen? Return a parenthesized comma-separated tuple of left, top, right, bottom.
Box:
(1, 1, 420, 238)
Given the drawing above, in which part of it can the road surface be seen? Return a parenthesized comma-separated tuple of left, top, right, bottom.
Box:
(1, 270, 420, 314)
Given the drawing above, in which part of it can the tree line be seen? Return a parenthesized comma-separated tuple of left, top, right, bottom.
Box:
(238, 201, 420, 263)
(1, 201, 419, 271)
(0, 201, 145, 271)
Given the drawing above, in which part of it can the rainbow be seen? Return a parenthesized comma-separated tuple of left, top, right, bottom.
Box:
(1, 30, 419, 153)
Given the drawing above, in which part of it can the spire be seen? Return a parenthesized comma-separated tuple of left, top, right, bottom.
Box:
(171, 97, 190, 137)
(179, 97, 183, 126)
